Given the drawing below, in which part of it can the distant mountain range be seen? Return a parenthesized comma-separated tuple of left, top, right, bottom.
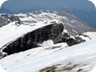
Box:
(0, 0, 96, 27)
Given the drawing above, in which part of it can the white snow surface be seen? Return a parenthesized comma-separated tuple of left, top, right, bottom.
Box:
(84, 32, 96, 40)
(0, 65, 6, 72)
(40, 40, 54, 47)
(39, 40, 68, 48)
(77, 32, 96, 41)
(90, 65, 96, 72)
(0, 20, 57, 49)
(0, 12, 68, 49)
(0, 12, 96, 72)
(0, 39, 96, 72)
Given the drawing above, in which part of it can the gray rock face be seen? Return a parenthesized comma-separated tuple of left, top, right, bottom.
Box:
(2, 22, 86, 55)
(9, 16, 20, 22)
(0, 12, 93, 55)
(0, 14, 21, 25)
(2, 23, 64, 55)
(0, 16, 7, 27)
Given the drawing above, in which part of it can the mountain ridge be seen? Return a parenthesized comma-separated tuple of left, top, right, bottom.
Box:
(0, 10, 96, 72)
(0, 11, 95, 55)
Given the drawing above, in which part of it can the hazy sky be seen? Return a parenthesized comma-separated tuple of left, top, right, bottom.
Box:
(0, 0, 96, 27)
(1, 0, 95, 12)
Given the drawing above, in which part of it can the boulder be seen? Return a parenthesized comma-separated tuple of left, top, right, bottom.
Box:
(67, 38, 76, 46)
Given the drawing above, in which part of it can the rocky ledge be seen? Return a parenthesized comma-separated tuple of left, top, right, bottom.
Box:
(1, 22, 88, 55)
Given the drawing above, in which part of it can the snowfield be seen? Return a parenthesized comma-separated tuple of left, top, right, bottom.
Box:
(0, 65, 6, 72)
(0, 12, 96, 72)
(90, 65, 96, 72)
(0, 39, 96, 72)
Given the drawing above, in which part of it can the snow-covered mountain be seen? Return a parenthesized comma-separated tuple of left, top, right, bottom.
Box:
(1, 39, 96, 72)
(0, 11, 95, 35)
(0, 11, 96, 72)
(1, 0, 96, 28)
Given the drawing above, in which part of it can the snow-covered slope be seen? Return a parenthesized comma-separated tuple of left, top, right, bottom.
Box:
(0, 11, 96, 72)
(1, 11, 95, 34)
(16, 11, 95, 35)
(0, 65, 6, 72)
(0, 39, 96, 72)
(0, 11, 95, 49)
(90, 65, 96, 72)
(0, 21, 53, 48)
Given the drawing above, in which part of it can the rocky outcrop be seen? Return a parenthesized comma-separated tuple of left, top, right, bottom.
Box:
(1, 14, 21, 24)
(2, 22, 86, 55)
(51, 32, 86, 46)
(3, 23, 64, 55)
(0, 16, 8, 27)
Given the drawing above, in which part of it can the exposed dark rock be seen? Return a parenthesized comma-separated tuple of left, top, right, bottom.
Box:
(2, 22, 86, 55)
(40, 65, 56, 72)
(75, 36, 85, 44)
(1, 14, 9, 18)
(3, 23, 64, 55)
(62, 33, 70, 39)
(67, 38, 76, 46)
(1, 14, 22, 24)
(57, 33, 86, 46)
(77, 69, 83, 72)
(51, 23, 64, 35)
(75, 37, 82, 42)
(0, 16, 8, 27)
(9, 16, 20, 22)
